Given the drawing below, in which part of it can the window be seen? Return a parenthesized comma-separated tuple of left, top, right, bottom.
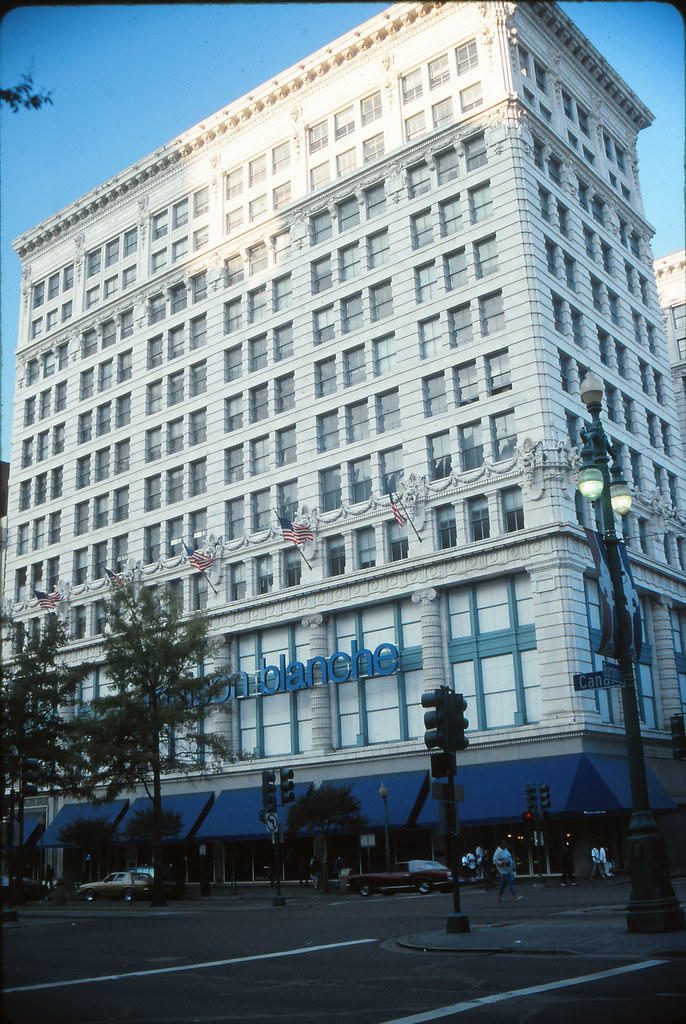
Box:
(189, 459, 207, 496)
(312, 255, 332, 293)
(249, 383, 269, 423)
(454, 361, 478, 405)
(338, 196, 360, 231)
(464, 133, 487, 171)
(343, 345, 366, 386)
(314, 305, 336, 345)
(276, 426, 297, 466)
(349, 455, 372, 502)
(283, 547, 302, 588)
(460, 82, 482, 112)
(342, 293, 364, 334)
(346, 401, 369, 443)
(370, 280, 392, 321)
(315, 357, 337, 397)
(113, 487, 129, 524)
(149, 293, 166, 324)
(373, 333, 395, 376)
(449, 303, 472, 347)
(388, 522, 408, 562)
(429, 53, 450, 89)
(467, 495, 490, 541)
(364, 182, 386, 218)
(428, 431, 452, 480)
(339, 243, 360, 282)
(408, 162, 431, 198)
(380, 446, 403, 492)
(248, 334, 268, 372)
(474, 235, 498, 277)
(415, 263, 437, 303)
(310, 162, 330, 190)
(335, 104, 354, 139)
(491, 410, 517, 460)
(468, 183, 492, 223)
(317, 411, 339, 452)
(310, 210, 332, 244)
(479, 291, 505, 335)
(145, 474, 162, 511)
(309, 120, 328, 153)
(411, 209, 434, 250)
(189, 361, 207, 397)
(456, 38, 478, 75)
(423, 373, 447, 417)
(363, 133, 384, 163)
(225, 345, 242, 382)
(367, 229, 389, 269)
(325, 535, 346, 577)
(167, 417, 184, 454)
(320, 466, 342, 511)
(275, 373, 295, 412)
(167, 371, 184, 406)
(405, 111, 426, 140)
(402, 67, 423, 103)
(274, 323, 294, 361)
(502, 487, 524, 531)
(486, 350, 511, 394)
(444, 248, 467, 290)
(436, 505, 457, 549)
(356, 526, 376, 568)
(361, 90, 382, 125)
(419, 317, 441, 359)
(189, 408, 207, 446)
(376, 389, 400, 432)
(459, 421, 483, 470)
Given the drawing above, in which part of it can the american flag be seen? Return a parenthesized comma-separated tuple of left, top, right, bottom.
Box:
(388, 491, 406, 527)
(105, 568, 126, 589)
(184, 542, 214, 572)
(278, 516, 314, 546)
(34, 589, 61, 611)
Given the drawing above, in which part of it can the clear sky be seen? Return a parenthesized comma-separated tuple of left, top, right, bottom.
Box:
(1, 2, 684, 463)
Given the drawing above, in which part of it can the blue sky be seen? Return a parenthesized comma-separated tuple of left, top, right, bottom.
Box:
(1, 2, 684, 462)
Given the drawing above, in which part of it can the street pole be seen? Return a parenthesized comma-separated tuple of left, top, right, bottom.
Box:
(379, 782, 391, 871)
(578, 373, 684, 934)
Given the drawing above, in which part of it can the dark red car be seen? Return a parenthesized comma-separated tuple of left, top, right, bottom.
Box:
(346, 859, 452, 896)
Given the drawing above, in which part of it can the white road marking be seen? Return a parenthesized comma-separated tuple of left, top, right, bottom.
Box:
(380, 959, 668, 1023)
(5, 937, 377, 993)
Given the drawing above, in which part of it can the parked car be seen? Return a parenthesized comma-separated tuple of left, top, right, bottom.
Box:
(79, 871, 152, 902)
(0, 875, 44, 902)
(130, 865, 185, 899)
(346, 859, 452, 896)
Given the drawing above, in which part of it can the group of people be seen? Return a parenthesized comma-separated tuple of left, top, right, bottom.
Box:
(590, 843, 614, 879)
(459, 844, 522, 901)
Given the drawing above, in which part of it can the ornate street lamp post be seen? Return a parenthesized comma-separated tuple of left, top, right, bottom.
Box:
(577, 373, 683, 933)
(378, 782, 391, 871)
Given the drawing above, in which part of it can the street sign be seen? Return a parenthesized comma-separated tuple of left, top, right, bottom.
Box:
(573, 664, 623, 691)
(264, 812, 279, 833)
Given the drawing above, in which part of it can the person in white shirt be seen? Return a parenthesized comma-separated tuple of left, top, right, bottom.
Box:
(493, 840, 523, 902)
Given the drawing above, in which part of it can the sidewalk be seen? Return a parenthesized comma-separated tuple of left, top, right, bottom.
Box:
(398, 878, 686, 960)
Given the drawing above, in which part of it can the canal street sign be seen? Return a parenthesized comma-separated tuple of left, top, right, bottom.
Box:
(573, 661, 624, 691)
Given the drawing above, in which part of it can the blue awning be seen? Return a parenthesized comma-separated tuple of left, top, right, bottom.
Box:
(22, 811, 45, 846)
(196, 782, 312, 841)
(42, 800, 129, 847)
(115, 791, 214, 843)
(415, 753, 676, 827)
(322, 772, 430, 829)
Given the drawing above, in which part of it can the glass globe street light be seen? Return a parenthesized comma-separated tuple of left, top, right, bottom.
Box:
(577, 373, 683, 933)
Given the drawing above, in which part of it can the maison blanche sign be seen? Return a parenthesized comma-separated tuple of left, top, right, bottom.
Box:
(212, 640, 400, 701)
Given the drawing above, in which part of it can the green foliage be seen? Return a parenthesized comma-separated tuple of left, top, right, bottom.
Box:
(286, 783, 366, 836)
(56, 814, 114, 850)
(120, 806, 183, 843)
(0, 73, 53, 111)
(1, 616, 87, 795)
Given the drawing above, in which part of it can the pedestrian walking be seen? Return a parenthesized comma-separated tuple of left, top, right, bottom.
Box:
(493, 840, 522, 902)
(602, 846, 614, 878)
(480, 848, 495, 890)
(560, 837, 576, 886)
(309, 855, 322, 889)
(475, 845, 484, 880)
(590, 843, 604, 879)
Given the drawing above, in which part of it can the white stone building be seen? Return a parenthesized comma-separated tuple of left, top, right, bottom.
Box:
(5, 1, 686, 884)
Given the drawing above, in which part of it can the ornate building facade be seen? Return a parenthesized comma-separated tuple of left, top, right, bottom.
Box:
(5, 2, 686, 883)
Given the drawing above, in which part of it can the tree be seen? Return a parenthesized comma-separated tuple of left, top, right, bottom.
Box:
(1, 72, 53, 112)
(56, 814, 115, 883)
(1, 616, 86, 804)
(119, 806, 183, 844)
(76, 585, 229, 905)
(286, 783, 366, 890)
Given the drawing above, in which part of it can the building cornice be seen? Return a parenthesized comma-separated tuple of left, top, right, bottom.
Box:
(12, 1, 444, 260)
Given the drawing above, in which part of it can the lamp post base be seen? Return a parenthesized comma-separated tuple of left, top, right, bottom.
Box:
(625, 828, 684, 934)
(446, 912, 470, 934)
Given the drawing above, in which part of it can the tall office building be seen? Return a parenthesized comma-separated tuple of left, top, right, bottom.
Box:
(5, 1, 685, 883)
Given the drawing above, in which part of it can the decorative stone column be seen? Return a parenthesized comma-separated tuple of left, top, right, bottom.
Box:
(303, 613, 332, 753)
(411, 588, 444, 689)
(650, 596, 683, 728)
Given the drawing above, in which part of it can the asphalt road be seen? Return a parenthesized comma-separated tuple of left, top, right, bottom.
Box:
(3, 882, 685, 1024)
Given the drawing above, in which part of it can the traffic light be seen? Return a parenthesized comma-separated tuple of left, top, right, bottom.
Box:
(453, 692, 469, 751)
(22, 758, 41, 797)
(670, 714, 686, 760)
(525, 783, 538, 819)
(430, 751, 455, 779)
(261, 769, 277, 812)
(422, 687, 450, 751)
(538, 784, 551, 819)
(279, 767, 295, 804)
